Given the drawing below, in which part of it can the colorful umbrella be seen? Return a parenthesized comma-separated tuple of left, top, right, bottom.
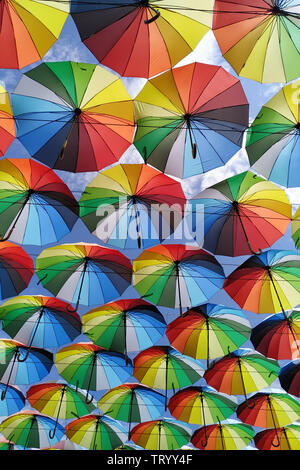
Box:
(213, 0, 300, 83)
(0, 0, 69, 69)
(166, 304, 251, 368)
(168, 386, 237, 448)
(12, 61, 135, 172)
(0, 241, 34, 300)
(279, 361, 300, 397)
(55, 342, 133, 403)
(0, 295, 82, 356)
(133, 346, 204, 410)
(82, 299, 166, 362)
(224, 250, 300, 315)
(0, 339, 53, 400)
(0, 437, 19, 450)
(98, 383, 165, 439)
(0, 411, 64, 449)
(0, 85, 15, 156)
(203, 349, 280, 406)
(130, 418, 191, 450)
(35, 243, 132, 310)
(133, 244, 225, 315)
(70, 0, 213, 78)
(79, 163, 186, 250)
(254, 424, 300, 450)
(65, 414, 127, 450)
(27, 382, 96, 439)
(246, 79, 300, 187)
(292, 206, 300, 248)
(0, 158, 79, 245)
(0, 382, 25, 415)
(191, 419, 255, 451)
(189, 171, 291, 256)
(250, 310, 300, 360)
(133, 62, 249, 179)
(237, 391, 300, 447)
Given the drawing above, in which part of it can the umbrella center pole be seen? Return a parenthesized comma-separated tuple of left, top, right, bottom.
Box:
(237, 357, 255, 409)
(184, 114, 197, 158)
(164, 353, 169, 411)
(123, 312, 129, 365)
(232, 201, 262, 255)
(282, 427, 291, 451)
(49, 384, 66, 439)
(92, 416, 101, 451)
(24, 416, 36, 450)
(59, 111, 81, 160)
(267, 396, 281, 448)
(1, 349, 18, 400)
(175, 262, 183, 316)
(128, 389, 135, 440)
(131, 196, 142, 249)
(206, 318, 210, 369)
(218, 421, 225, 451)
(158, 420, 162, 451)
(17, 306, 44, 362)
(74, 258, 89, 311)
(266, 267, 300, 355)
(199, 392, 208, 448)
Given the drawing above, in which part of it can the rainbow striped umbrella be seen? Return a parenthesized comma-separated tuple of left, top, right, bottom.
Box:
(191, 419, 255, 451)
(254, 424, 300, 450)
(65, 414, 127, 450)
(203, 349, 280, 404)
(98, 383, 165, 439)
(82, 299, 166, 361)
(130, 418, 191, 450)
(35, 243, 132, 310)
(166, 304, 251, 368)
(133, 244, 225, 315)
(0, 411, 64, 449)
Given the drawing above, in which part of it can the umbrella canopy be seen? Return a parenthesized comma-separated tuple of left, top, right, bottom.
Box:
(65, 414, 127, 450)
(250, 310, 300, 360)
(98, 383, 165, 438)
(79, 163, 186, 250)
(0, 158, 79, 245)
(133, 62, 249, 179)
(246, 79, 300, 188)
(191, 420, 255, 450)
(82, 299, 166, 359)
(203, 349, 280, 403)
(0, 339, 53, 400)
(130, 418, 191, 450)
(168, 386, 238, 426)
(0, 411, 64, 449)
(35, 243, 132, 310)
(27, 382, 96, 439)
(0, 241, 34, 301)
(12, 61, 135, 173)
(133, 244, 225, 314)
(213, 0, 300, 83)
(0, 295, 82, 351)
(224, 250, 300, 314)
(237, 391, 300, 430)
(0, 0, 68, 69)
(0, 85, 15, 156)
(0, 383, 25, 415)
(166, 304, 251, 367)
(0, 437, 19, 450)
(133, 346, 204, 410)
(254, 424, 300, 450)
(70, 0, 213, 79)
(55, 343, 133, 401)
(279, 361, 300, 397)
(292, 207, 300, 248)
(189, 171, 291, 256)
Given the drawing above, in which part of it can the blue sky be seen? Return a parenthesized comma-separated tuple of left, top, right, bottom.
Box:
(0, 14, 299, 450)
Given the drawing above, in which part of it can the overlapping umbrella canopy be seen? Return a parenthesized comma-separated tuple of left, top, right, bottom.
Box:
(0, 0, 300, 455)
(70, 0, 213, 78)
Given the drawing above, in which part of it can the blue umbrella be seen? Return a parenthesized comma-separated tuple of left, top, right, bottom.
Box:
(0, 383, 25, 415)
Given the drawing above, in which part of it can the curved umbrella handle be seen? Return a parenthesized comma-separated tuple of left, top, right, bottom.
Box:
(0, 233, 11, 242)
(16, 349, 30, 362)
(192, 143, 197, 159)
(85, 390, 94, 405)
(144, 7, 160, 24)
(66, 304, 76, 313)
(200, 425, 208, 448)
(49, 426, 57, 440)
(1, 389, 6, 401)
(271, 432, 281, 448)
(245, 397, 256, 409)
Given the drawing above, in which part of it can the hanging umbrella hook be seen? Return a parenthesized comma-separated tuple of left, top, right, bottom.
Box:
(16, 349, 30, 362)
(144, 6, 160, 24)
